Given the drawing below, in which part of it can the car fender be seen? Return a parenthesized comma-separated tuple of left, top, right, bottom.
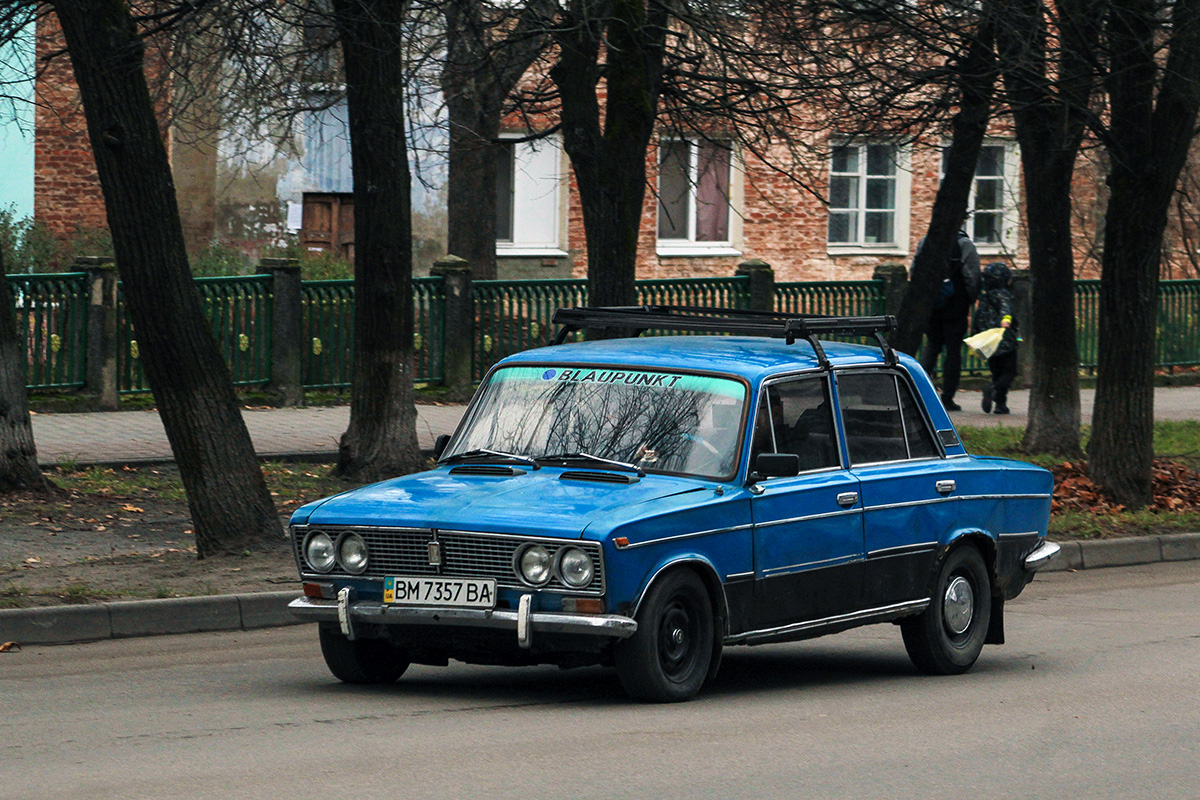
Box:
(629, 555, 730, 632)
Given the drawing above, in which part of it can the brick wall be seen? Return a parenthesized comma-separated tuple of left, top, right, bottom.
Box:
(33, 15, 107, 251)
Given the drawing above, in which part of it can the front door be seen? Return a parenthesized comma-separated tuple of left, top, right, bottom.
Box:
(748, 375, 865, 630)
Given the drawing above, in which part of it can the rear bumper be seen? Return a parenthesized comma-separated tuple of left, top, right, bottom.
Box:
(1024, 541, 1061, 572)
(289, 595, 638, 642)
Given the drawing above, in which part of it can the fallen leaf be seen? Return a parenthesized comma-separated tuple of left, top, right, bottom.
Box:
(0, 642, 21, 653)
(121, 504, 144, 513)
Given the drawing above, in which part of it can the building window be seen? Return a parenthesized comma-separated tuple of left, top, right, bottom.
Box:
(657, 138, 737, 255)
(828, 143, 910, 249)
(496, 134, 565, 256)
(942, 141, 1020, 252)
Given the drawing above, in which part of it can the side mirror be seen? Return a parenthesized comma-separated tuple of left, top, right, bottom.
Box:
(749, 452, 801, 483)
(433, 434, 451, 460)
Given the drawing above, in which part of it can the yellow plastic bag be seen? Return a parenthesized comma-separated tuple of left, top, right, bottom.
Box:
(964, 327, 1005, 359)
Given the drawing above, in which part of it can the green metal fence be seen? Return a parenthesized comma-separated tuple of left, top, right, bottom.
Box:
(300, 277, 446, 390)
(7, 272, 88, 390)
(12, 271, 1200, 393)
(637, 276, 750, 308)
(774, 280, 886, 316)
(473, 279, 589, 380)
(414, 277, 446, 384)
(118, 275, 274, 393)
(301, 279, 354, 390)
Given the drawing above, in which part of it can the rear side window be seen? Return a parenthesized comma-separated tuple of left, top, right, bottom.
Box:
(837, 371, 939, 465)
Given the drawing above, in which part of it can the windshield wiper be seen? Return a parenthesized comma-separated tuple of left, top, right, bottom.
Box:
(440, 448, 539, 468)
(535, 451, 645, 476)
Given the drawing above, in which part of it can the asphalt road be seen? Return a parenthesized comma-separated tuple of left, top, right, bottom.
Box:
(3, 561, 1198, 800)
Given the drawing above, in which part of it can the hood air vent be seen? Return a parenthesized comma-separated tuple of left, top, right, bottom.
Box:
(449, 465, 527, 477)
(560, 470, 640, 484)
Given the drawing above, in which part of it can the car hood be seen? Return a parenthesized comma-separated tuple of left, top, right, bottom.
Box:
(292, 466, 710, 538)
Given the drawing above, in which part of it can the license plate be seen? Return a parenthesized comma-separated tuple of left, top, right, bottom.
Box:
(383, 576, 497, 609)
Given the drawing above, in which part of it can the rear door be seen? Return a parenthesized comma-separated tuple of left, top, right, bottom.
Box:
(836, 369, 954, 608)
(748, 375, 865, 629)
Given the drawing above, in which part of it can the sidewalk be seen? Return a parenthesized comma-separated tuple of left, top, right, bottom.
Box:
(32, 403, 467, 467)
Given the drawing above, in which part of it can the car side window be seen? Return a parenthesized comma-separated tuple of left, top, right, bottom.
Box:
(838, 371, 940, 465)
(899, 379, 939, 459)
(751, 376, 839, 471)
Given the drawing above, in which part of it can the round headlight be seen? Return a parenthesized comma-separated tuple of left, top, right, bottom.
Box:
(337, 532, 369, 574)
(557, 547, 594, 588)
(304, 531, 336, 572)
(517, 544, 552, 586)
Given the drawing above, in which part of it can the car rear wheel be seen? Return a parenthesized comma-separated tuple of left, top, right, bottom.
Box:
(901, 545, 991, 675)
(318, 623, 410, 684)
(614, 569, 714, 702)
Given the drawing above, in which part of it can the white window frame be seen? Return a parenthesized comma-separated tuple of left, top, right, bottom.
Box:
(826, 141, 912, 256)
(656, 137, 743, 258)
(496, 133, 568, 258)
(947, 139, 1020, 255)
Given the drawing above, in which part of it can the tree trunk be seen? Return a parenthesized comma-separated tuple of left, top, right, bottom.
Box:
(1088, 0, 1200, 507)
(442, 0, 550, 280)
(445, 95, 502, 280)
(998, 0, 1096, 457)
(51, 0, 279, 556)
(0, 251, 49, 493)
(331, 0, 424, 482)
(550, 0, 668, 310)
(893, 19, 996, 356)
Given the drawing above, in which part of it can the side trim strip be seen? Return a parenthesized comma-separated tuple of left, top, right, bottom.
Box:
(867, 542, 937, 560)
(725, 599, 930, 646)
(753, 507, 864, 530)
(761, 553, 863, 577)
(621, 522, 754, 549)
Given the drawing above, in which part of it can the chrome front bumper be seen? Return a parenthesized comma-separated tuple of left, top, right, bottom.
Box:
(289, 595, 638, 647)
(1024, 541, 1061, 572)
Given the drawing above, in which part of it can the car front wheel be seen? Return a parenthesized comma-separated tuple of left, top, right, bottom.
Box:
(901, 545, 991, 675)
(318, 623, 410, 684)
(614, 569, 714, 702)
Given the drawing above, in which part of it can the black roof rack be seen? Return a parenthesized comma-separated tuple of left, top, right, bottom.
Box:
(551, 305, 898, 368)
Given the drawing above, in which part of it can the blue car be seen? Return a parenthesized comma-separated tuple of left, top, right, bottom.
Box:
(289, 307, 1058, 702)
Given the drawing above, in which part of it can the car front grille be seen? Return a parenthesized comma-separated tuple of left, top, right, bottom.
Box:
(293, 526, 605, 594)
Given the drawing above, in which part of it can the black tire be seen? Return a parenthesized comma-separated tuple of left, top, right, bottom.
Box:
(901, 545, 992, 675)
(318, 624, 410, 684)
(614, 570, 714, 702)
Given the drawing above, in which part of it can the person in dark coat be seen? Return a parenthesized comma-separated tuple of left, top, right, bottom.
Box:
(972, 261, 1019, 414)
(917, 228, 981, 412)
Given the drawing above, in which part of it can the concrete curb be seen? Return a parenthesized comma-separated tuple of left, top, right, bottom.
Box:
(0, 591, 303, 646)
(3, 534, 1199, 647)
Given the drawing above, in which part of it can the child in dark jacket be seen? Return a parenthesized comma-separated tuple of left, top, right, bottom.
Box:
(973, 262, 1019, 414)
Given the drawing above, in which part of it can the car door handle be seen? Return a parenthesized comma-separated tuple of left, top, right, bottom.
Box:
(936, 480, 956, 495)
(837, 492, 858, 507)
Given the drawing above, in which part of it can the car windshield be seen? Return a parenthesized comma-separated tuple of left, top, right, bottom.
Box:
(447, 366, 748, 479)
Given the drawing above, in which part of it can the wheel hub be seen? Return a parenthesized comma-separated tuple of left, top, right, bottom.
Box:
(943, 575, 974, 636)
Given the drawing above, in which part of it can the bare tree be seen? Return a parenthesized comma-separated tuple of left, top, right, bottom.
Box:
(47, 0, 282, 556)
(1087, 0, 1200, 507)
(995, 0, 1101, 457)
(328, 0, 425, 481)
(0, 247, 48, 493)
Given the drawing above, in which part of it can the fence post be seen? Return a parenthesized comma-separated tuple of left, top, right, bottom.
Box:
(1011, 268, 1033, 386)
(872, 263, 908, 318)
(80, 257, 119, 410)
(432, 254, 474, 399)
(735, 259, 775, 311)
(261, 258, 303, 406)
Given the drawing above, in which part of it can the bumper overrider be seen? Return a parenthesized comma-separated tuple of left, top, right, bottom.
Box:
(289, 590, 638, 649)
(1023, 541, 1061, 572)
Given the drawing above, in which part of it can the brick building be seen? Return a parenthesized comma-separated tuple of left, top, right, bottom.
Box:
(30, 12, 1199, 283)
